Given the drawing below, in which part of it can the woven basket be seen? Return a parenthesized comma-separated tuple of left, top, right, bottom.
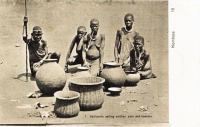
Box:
(69, 76, 105, 111)
(54, 91, 80, 118)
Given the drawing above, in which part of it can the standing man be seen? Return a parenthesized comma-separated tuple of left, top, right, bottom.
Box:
(114, 13, 139, 68)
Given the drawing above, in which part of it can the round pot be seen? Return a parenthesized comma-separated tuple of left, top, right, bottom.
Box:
(73, 66, 92, 77)
(54, 91, 80, 118)
(36, 59, 66, 95)
(100, 62, 126, 88)
(125, 71, 140, 86)
(69, 76, 105, 111)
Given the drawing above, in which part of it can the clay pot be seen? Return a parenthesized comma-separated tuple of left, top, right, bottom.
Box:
(54, 91, 80, 118)
(125, 71, 140, 86)
(69, 76, 105, 111)
(73, 66, 92, 77)
(100, 62, 126, 88)
(36, 59, 66, 95)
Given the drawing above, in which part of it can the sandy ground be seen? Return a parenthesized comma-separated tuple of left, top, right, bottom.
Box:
(0, 1, 168, 125)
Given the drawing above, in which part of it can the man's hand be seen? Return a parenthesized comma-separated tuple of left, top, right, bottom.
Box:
(136, 63, 143, 70)
(23, 16, 28, 26)
(33, 62, 41, 71)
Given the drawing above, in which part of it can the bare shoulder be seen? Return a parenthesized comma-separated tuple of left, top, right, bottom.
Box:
(117, 27, 124, 35)
(100, 33, 105, 39)
(41, 39, 47, 46)
(144, 50, 150, 58)
(83, 35, 88, 44)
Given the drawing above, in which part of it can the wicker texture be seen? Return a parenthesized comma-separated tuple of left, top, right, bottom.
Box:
(69, 76, 105, 111)
(54, 91, 80, 118)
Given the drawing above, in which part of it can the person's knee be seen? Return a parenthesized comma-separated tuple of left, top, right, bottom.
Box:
(53, 52, 61, 58)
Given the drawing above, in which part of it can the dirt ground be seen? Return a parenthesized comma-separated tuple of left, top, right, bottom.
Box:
(0, 1, 168, 126)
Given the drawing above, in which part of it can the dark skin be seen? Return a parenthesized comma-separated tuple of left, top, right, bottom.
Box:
(65, 28, 87, 66)
(124, 15, 134, 31)
(23, 16, 48, 69)
(31, 32, 48, 69)
(82, 20, 105, 70)
(131, 39, 152, 77)
(114, 15, 134, 63)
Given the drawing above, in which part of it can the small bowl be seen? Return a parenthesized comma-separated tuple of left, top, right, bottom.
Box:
(108, 87, 122, 95)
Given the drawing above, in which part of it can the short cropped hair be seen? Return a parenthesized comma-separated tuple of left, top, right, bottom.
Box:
(77, 26, 87, 33)
(124, 13, 134, 21)
(90, 18, 99, 25)
(32, 26, 43, 35)
(134, 36, 144, 45)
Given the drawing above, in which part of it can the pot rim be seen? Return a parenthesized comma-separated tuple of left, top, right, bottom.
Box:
(103, 61, 120, 67)
(43, 59, 58, 62)
(54, 91, 80, 100)
(77, 66, 89, 71)
(125, 71, 139, 74)
(69, 76, 105, 86)
(108, 87, 122, 91)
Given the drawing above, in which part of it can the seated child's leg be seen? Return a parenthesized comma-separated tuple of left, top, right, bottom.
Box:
(29, 61, 36, 77)
(67, 55, 83, 65)
(73, 54, 83, 65)
(139, 70, 152, 79)
(49, 52, 61, 63)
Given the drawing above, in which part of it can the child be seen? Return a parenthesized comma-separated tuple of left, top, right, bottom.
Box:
(64, 26, 87, 72)
(23, 17, 60, 77)
(114, 13, 139, 67)
(130, 36, 155, 79)
(82, 19, 105, 76)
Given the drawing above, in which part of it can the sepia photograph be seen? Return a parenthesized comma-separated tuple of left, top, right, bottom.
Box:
(0, 0, 168, 126)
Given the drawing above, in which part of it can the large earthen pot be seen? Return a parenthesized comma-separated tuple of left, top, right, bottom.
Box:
(100, 62, 126, 88)
(69, 76, 105, 111)
(125, 71, 140, 86)
(36, 59, 66, 95)
(54, 91, 80, 118)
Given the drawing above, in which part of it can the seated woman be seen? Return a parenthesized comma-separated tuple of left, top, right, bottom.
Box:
(129, 36, 156, 79)
(64, 26, 87, 72)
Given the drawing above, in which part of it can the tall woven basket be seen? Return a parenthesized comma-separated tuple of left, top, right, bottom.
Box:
(69, 76, 105, 111)
(54, 91, 80, 118)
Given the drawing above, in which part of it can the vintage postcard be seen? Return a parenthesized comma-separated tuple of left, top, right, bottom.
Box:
(0, 0, 169, 126)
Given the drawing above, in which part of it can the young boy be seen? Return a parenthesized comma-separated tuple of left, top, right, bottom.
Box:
(82, 19, 105, 76)
(64, 26, 87, 72)
(23, 17, 60, 77)
(114, 13, 139, 67)
(130, 36, 154, 79)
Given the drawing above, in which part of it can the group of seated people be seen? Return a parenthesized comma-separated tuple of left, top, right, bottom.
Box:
(23, 13, 155, 79)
